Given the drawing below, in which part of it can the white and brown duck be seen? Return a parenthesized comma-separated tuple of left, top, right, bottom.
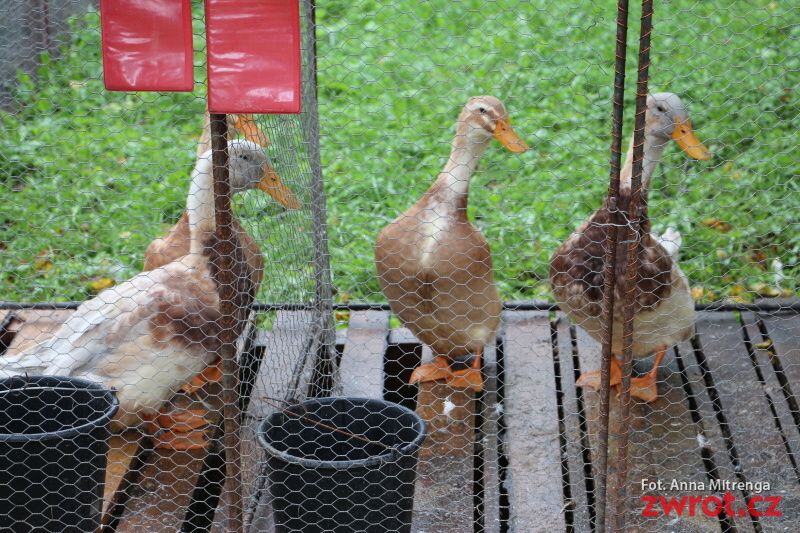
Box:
(144, 113, 301, 392)
(1, 140, 278, 448)
(144, 111, 300, 279)
(375, 95, 528, 390)
(550, 92, 711, 402)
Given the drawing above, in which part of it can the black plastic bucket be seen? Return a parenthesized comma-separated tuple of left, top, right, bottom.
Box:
(257, 397, 427, 533)
(0, 375, 119, 533)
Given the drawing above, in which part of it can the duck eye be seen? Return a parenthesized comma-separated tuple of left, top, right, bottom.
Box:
(241, 154, 249, 161)
(479, 107, 486, 113)
(656, 105, 666, 113)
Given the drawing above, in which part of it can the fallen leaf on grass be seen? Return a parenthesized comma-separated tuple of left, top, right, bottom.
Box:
(728, 285, 746, 296)
(87, 278, 115, 292)
(691, 286, 716, 301)
(748, 282, 783, 297)
(748, 249, 768, 267)
(701, 219, 732, 233)
(725, 295, 750, 304)
(33, 258, 53, 271)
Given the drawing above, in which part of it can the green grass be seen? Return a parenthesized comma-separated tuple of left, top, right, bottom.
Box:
(0, 1, 798, 304)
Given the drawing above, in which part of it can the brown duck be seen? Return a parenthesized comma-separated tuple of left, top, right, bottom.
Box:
(550, 92, 711, 402)
(376, 95, 528, 390)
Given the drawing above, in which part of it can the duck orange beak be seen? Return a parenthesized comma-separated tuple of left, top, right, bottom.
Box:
(232, 114, 271, 148)
(493, 118, 529, 153)
(671, 118, 711, 160)
(256, 165, 302, 209)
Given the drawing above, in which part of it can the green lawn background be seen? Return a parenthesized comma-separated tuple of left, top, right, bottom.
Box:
(1, 0, 797, 305)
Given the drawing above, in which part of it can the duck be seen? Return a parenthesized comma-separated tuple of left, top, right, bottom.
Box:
(144, 111, 300, 278)
(549, 92, 711, 402)
(144, 113, 301, 392)
(375, 95, 528, 391)
(195, 112, 271, 158)
(1, 140, 275, 449)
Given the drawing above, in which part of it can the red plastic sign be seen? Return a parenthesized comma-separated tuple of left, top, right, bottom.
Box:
(205, 0, 302, 114)
(100, 0, 194, 92)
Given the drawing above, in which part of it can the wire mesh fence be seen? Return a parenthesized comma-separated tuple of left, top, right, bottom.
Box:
(0, 0, 799, 531)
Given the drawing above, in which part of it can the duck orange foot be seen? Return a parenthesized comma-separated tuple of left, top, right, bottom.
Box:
(181, 358, 224, 394)
(409, 355, 483, 391)
(575, 347, 666, 403)
(144, 408, 211, 450)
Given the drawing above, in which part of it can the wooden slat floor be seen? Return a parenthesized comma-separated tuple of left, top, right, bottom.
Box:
(2, 306, 800, 532)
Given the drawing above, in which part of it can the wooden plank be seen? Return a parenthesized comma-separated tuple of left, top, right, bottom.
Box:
(339, 309, 389, 398)
(757, 311, 800, 389)
(412, 345, 475, 533)
(0, 310, 20, 353)
(502, 310, 565, 531)
(248, 310, 316, 419)
(694, 312, 800, 530)
(574, 324, 721, 532)
(741, 313, 800, 468)
(554, 316, 592, 533)
(115, 384, 225, 533)
(116, 447, 209, 532)
(103, 430, 144, 507)
(4, 309, 75, 355)
(477, 339, 501, 533)
(236, 310, 317, 533)
(389, 326, 419, 346)
(626, 347, 719, 531)
(673, 325, 756, 533)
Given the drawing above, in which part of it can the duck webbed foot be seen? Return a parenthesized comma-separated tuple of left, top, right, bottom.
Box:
(144, 408, 211, 450)
(575, 347, 666, 403)
(181, 357, 224, 394)
(409, 352, 483, 391)
(575, 356, 622, 391)
(629, 346, 666, 403)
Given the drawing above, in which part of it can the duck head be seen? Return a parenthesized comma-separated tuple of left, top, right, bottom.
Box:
(457, 95, 529, 153)
(646, 92, 711, 160)
(213, 139, 302, 209)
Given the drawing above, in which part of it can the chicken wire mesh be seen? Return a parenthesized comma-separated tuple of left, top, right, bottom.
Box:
(0, 0, 798, 532)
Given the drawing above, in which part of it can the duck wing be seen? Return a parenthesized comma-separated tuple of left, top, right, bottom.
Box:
(1, 263, 222, 420)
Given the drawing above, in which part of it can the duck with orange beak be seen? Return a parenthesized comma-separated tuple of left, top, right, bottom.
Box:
(2, 141, 285, 450)
(376, 95, 528, 391)
(550, 92, 712, 402)
(143, 114, 301, 398)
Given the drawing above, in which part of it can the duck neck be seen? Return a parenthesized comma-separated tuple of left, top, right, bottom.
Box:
(186, 160, 217, 256)
(427, 133, 490, 213)
(619, 134, 667, 199)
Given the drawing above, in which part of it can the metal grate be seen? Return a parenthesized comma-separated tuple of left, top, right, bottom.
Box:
(0, 0, 798, 532)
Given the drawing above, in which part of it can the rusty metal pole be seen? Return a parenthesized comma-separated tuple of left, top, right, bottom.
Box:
(614, 1, 653, 530)
(596, 1, 630, 531)
(210, 113, 244, 533)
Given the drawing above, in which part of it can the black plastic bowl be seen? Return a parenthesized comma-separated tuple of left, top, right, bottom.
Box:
(258, 397, 427, 533)
(0, 375, 119, 533)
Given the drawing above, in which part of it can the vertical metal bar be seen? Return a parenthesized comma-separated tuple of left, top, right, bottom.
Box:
(614, 1, 652, 530)
(302, 0, 339, 396)
(596, 1, 630, 531)
(210, 113, 244, 533)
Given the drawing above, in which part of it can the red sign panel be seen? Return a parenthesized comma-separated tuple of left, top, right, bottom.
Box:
(205, 0, 302, 114)
(100, 0, 194, 92)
